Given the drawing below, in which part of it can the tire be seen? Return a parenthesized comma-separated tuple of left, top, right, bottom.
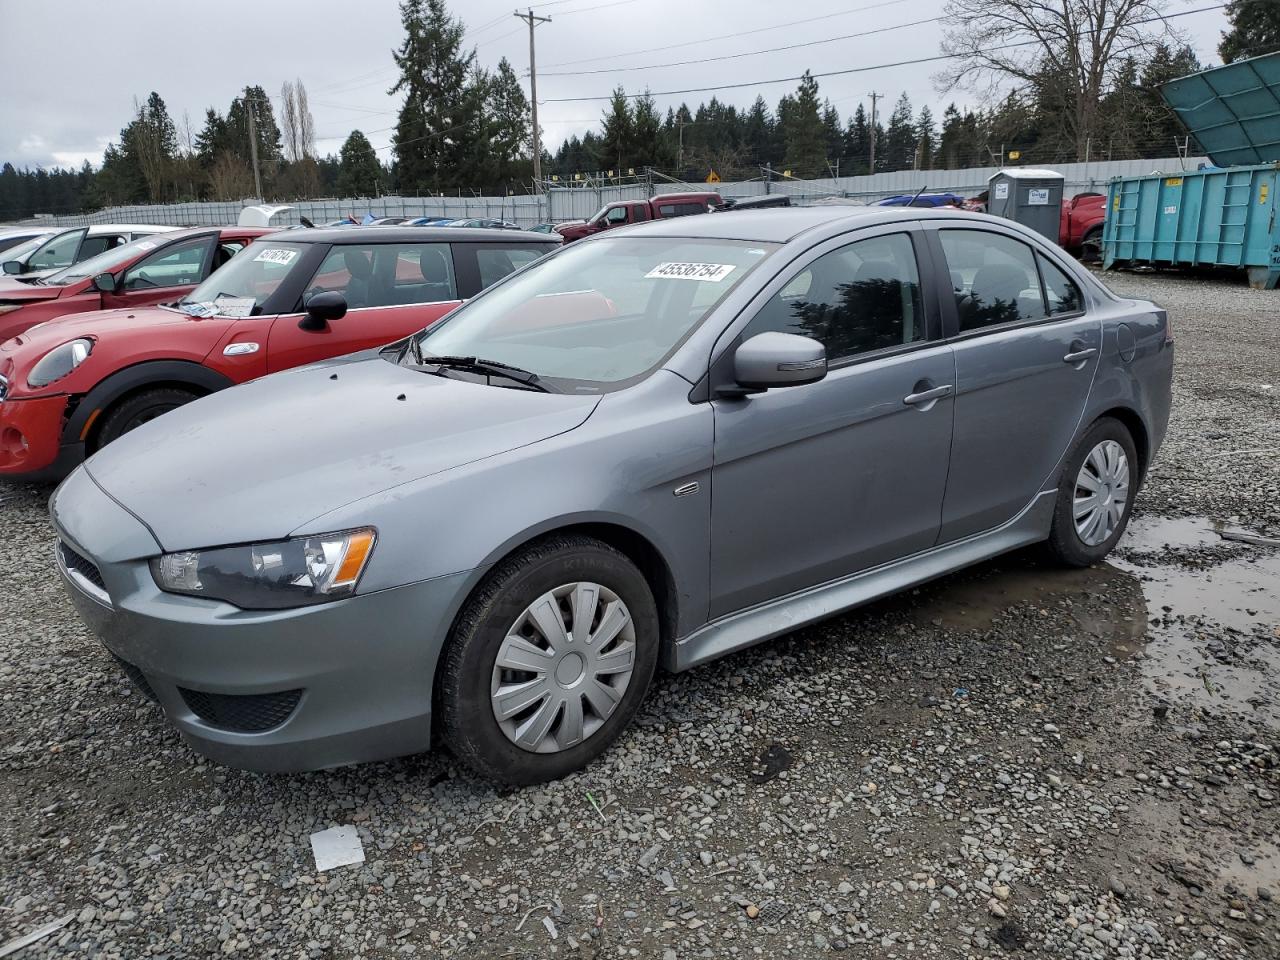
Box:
(95, 387, 201, 448)
(1044, 417, 1139, 567)
(1079, 227, 1103, 263)
(438, 535, 659, 785)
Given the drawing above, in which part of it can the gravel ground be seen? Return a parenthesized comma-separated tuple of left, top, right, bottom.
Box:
(1, 269, 1278, 959)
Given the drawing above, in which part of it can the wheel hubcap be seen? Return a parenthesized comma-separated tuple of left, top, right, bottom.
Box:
(1073, 439, 1130, 546)
(490, 582, 636, 754)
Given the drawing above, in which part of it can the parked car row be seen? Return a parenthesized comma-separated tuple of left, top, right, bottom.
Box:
(27, 206, 1171, 786)
(1, 223, 177, 279)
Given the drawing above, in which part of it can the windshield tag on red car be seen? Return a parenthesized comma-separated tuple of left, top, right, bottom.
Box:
(645, 262, 735, 282)
(254, 248, 298, 265)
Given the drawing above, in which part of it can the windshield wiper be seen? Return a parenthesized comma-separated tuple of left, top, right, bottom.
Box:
(417, 354, 554, 392)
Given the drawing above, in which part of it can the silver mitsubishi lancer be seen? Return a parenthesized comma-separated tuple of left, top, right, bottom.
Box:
(50, 206, 1173, 784)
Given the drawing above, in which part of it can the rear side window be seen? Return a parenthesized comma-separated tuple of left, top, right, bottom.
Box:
(308, 243, 457, 309)
(77, 235, 124, 260)
(658, 202, 706, 218)
(1038, 254, 1084, 315)
(476, 246, 547, 288)
(743, 232, 925, 361)
(939, 229, 1047, 331)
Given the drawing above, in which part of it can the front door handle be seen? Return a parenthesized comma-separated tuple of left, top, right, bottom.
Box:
(1063, 347, 1098, 364)
(903, 384, 953, 406)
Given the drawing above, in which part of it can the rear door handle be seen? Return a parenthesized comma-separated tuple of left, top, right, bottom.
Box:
(1063, 347, 1097, 364)
(903, 384, 953, 406)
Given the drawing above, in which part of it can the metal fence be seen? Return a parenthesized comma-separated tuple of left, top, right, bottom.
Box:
(14, 157, 1205, 228)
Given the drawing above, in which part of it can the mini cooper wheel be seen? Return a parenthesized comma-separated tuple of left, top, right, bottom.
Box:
(1045, 417, 1138, 567)
(96, 387, 201, 448)
(438, 535, 659, 785)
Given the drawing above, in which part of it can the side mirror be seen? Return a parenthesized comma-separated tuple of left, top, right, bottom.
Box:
(92, 273, 118, 293)
(2, 261, 22, 275)
(299, 291, 347, 331)
(729, 332, 827, 393)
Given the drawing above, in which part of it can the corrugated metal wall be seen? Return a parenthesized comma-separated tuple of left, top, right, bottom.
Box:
(15, 157, 1204, 228)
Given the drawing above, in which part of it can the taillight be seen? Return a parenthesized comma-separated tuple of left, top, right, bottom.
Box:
(1161, 310, 1173, 346)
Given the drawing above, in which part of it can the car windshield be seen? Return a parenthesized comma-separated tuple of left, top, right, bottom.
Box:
(412, 236, 777, 392)
(43, 235, 171, 286)
(177, 240, 307, 317)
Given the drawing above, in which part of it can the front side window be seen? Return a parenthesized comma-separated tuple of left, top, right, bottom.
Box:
(605, 206, 629, 225)
(44, 235, 181, 286)
(122, 237, 213, 290)
(307, 243, 458, 309)
(27, 228, 86, 272)
(1038, 254, 1084, 315)
(415, 236, 776, 392)
(743, 232, 925, 362)
(940, 229, 1048, 331)
(177, 240, 307, 316)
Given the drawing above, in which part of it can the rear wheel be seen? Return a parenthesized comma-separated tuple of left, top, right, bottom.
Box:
(95, 387, 200, 448)
(438, 535, 659, 785)
(1045, 417, 1138, 567)
(1079, 227, 1103, 263)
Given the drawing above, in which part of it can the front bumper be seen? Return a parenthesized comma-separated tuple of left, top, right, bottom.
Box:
(0, 393, 77, 479)
(51, 469, 467, 772)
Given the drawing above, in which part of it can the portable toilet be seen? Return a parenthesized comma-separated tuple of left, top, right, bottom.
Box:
(986, 168, 1065, 242)
(1103, 51, 1280, 288)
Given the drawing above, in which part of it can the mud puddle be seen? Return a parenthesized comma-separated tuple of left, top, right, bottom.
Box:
(903, 514, 1280, 730)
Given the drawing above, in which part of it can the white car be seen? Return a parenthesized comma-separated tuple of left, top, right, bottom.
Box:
(0, 226, 62, 256)
(1, 224, 178, 279)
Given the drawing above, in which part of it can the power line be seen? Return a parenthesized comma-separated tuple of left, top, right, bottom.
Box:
(540, 0, 917, 69)
(540, 14, 944, 77)
(541, 3, 1227, 103)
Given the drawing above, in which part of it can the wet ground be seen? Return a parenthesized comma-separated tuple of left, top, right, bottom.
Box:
(1, 270, 1278, 958)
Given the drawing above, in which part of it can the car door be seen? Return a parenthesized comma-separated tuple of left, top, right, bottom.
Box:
(265, 240, 463, 373)
(708, 226, 956, 619)
(22, 228, 86, 273)
(104, 235, 218, 310)
(928, 224, 1102, 542)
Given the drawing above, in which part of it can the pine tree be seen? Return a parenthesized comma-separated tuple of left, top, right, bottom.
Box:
(1220, 0, 1280, 62)
(631, 92, 663, 171)
(337, 131, 383, 197)
(884, 94, 917, 171)
(390, 0, 479, 194)
(844, 105, 871, 176)
(743, 96, 775, 167)
(821, 102, 843, 174)
(780, 71, 825, 178)
(915, 106, 936, 170)
(487, 58, 532, 187)
(598, 88, 634, 173)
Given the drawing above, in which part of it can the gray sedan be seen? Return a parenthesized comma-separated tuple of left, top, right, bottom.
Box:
(50, 207, 1173, 784)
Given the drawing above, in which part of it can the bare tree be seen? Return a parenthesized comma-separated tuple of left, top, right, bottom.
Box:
(208, 151, 256, 200)
(296, 80, 316, 159)
(281, 80, 302, 163)
(935, 0, 1175, 159)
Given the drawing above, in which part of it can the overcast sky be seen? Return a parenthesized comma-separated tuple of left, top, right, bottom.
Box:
(0, 0, 1230, 171)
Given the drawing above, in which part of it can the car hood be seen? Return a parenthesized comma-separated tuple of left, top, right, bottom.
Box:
(1, 305, 226, 354)
(0, 278, 63, 301)
(84, 356, 601, 551)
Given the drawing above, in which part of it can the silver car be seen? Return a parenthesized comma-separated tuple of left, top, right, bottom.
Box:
(50, 207, 1173, 784)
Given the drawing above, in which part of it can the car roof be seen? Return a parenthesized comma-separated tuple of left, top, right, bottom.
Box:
(85, 223, 179, 235)
(262, 226, 560, 244)
(594, 205, 922, 242)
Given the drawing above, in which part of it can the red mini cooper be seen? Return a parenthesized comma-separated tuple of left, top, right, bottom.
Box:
(0, 226, 274, 344)
(0, 227, 560, 480)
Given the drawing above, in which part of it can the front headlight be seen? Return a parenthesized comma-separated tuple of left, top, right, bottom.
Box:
(28, 337, 92, 388)
(150, 528, 376, 609)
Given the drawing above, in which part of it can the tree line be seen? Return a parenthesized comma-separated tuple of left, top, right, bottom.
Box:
(1, 0, 1278, 219)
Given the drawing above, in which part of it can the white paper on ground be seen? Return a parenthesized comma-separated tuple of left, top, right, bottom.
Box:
(310, 825, 365, 872)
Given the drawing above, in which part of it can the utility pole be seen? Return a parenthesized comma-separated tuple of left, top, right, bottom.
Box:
(676, 117, 693, 173)
(245, 95, 263, 199)
(868, 92, 881, 174)
(515, 8, 552, 193)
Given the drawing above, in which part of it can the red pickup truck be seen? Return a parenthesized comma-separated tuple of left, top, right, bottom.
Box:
(1061, 193, 1106, 260)
(556, 191, 726, 242)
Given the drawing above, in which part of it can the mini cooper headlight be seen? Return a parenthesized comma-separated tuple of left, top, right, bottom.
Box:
(28, 338, 92, 388)
(150, 528, 376, 609)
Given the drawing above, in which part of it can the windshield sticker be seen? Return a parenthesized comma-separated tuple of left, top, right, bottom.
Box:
(212, 296, 256, 318)
(645, 262, 736, 282)
(254, 248, 298, 265)
(135, 241, 157, 251)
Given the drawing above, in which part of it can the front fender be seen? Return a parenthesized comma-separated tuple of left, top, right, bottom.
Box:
(63, 359, 234, 445)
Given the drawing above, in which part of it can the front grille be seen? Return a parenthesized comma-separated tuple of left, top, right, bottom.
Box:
(110, 652, 158, 703)
(179, 687, 303, 733)
(59, 541, 106, 592)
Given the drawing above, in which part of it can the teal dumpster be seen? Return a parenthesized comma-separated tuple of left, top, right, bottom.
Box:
(1103, 51, 1280, 289)
(1104, 164, 1280, 289)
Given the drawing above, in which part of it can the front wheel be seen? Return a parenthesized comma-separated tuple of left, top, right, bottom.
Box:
(95, 387, 201, 448)
(438, 535, 659, 785)
(1079, 227, 1103, 263)
(1044, 418, 1138, 567)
